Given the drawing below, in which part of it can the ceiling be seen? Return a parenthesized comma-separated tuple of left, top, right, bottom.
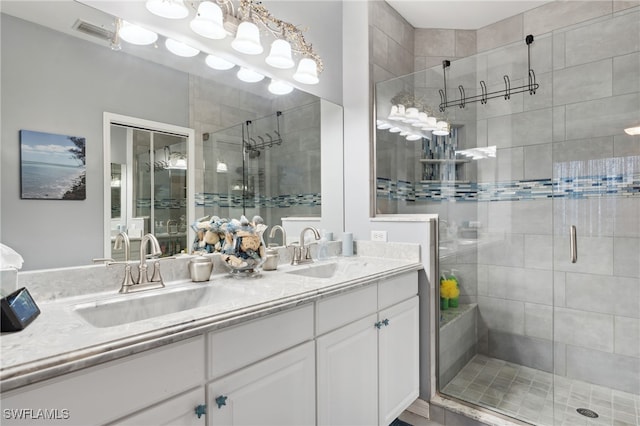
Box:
(386, 0, 552, 30)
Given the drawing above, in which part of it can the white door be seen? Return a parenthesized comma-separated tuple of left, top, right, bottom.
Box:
(110, 388, 205, 426)
(316, 314, 379, 426)
(207, 342, 315, 426)
(378, 297, 420, 426)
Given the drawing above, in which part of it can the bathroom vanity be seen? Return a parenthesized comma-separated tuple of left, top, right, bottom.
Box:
(0, 242, 421, 426)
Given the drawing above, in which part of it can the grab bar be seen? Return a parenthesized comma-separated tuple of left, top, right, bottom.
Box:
(570, 225, 577, 263)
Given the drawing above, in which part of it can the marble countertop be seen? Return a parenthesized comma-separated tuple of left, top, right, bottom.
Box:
(1, 244, 421, 392)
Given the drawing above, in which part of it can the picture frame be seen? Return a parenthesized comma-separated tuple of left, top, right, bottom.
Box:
(20, 130, 86, 200)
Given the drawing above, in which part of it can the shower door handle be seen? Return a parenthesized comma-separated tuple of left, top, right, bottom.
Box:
(570, 225, 577, 263)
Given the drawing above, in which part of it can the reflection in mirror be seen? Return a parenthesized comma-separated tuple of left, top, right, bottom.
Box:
(199, 102, 321, 235)
(104, 114, 195, 262)
(1, 1, 343, 270)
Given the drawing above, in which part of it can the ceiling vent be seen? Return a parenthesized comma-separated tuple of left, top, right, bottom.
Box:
(72, 19, 114, 42)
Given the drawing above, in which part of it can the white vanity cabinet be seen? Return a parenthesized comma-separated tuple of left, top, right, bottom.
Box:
(316, 272, 419, 426)
(205, 304, 316, 426)
(109, 388, 205, 426)
(0, 336, 205, 426)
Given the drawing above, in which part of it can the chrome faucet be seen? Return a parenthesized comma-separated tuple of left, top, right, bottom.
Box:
(269, 225, 287, 247)
(114, 232, 136, 292)
(291, 227, 320, 265)
(119, 233, 165, 293)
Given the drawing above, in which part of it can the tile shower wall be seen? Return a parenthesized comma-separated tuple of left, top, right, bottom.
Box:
(475, 4, 640, 395)
(374, 0, 640, 397)
(192, 76, 320, 228)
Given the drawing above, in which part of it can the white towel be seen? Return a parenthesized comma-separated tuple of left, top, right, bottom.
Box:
(0, 243, 24, 270)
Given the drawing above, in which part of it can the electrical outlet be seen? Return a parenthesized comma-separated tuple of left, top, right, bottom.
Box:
(371, 230, 388, 242)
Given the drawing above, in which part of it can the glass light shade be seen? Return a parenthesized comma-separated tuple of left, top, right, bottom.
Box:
(421, 116, 438, 130)
(412, 112, 429, 127)
(388, 104, 405, 121)
(231, 21, 263, 55)
(165, 38, 200, 57)
(403, 107, 420, 123)
(268, 79, 294, 95)
(624, 126, 640, 135)
(432, 121, 450, 136)
(237, 67, 265, 83)
(265, 39, 295, 69)
(205, 54, 235, 70)
(216, 161, 228, 173)
(119, 21, 158, 45)
(293, 58, 319, 85)
(406, 134, 422, 141)
(389, 127, 401, 133)
(145, 0, 189, 19)
(377, 120, 392, 130)
(399, 130, 409, 136)
(190, 1, 226, 39)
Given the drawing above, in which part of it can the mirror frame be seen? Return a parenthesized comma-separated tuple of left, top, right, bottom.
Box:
(103, 112, 196, 259)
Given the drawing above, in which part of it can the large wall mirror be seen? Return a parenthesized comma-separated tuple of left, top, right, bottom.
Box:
(0, 1, 343, 270)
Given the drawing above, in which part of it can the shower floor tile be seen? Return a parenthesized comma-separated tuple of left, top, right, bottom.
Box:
(442, 354, 640, 426)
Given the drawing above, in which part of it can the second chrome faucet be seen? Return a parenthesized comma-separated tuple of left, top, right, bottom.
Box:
(291, 227, 321, 266)
(116, 232, 165, 293)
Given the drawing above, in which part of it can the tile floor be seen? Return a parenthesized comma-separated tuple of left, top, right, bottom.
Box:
(442, 354, 640, 426)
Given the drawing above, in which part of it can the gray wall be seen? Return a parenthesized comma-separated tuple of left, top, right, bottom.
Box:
(0, 14, 189, 270)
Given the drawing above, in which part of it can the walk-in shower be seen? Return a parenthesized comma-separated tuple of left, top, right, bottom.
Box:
(375, 6, 639, 426)
(198, 101, 322, 228)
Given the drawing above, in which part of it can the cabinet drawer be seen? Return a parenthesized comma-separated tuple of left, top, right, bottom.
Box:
(207, 304, 314, 380)
(316, 284, 377, 335)
(1, 336, 204, 426)
(378, 272, 418, 310)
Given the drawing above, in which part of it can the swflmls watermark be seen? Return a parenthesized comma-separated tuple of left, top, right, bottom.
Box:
(3, 408, 70, 421)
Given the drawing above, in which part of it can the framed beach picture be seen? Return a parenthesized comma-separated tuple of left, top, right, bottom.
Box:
(20, 130, 86, 200)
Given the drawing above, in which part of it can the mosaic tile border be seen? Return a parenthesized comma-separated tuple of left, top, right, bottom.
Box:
(194, 192, 321, 209)
(377, 174, 640, 202)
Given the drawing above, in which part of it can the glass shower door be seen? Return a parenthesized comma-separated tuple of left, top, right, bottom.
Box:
(551, 9, 640, 425)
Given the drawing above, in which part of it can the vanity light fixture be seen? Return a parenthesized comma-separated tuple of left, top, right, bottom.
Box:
(205, 54, 235, 70)
(118, 21, 158, 45)
(268, 79, 294, 95)
(190, 1, 227, 40)
(139, 0, 324, 91)
(165, 38, 200, 57)
(145, 0, 189, 19)
(237, 67, 265, 83)
(624, 126, 640, 135)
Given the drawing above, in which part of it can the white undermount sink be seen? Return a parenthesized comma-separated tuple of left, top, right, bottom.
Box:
(285, 262, 338, 279)
(73, 283, 246, 328)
